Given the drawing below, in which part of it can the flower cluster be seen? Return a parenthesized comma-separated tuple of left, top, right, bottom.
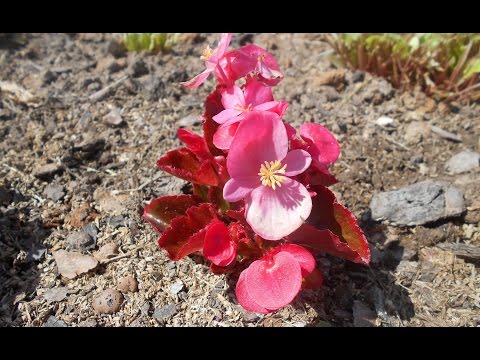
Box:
(143, 33, 370, 314)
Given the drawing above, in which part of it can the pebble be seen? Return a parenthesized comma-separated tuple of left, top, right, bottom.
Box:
(43, 287, 68, 303)
(351, 70, 365, 83)
(177, 114, 201, 127)
(445, 150, 479, 174)
(375, 116, 396, 129)
(66, 231, 95, 252)
(153, 304, 177, 321)
(103, 107, 124, 127)
(170, 280, 184, 295)
(92, 289, 124, 314)
(93, 242, 119, 262)
(44, 183, 65, 202)
(370, 180, 465, 226)
(107, 215, 126, 228)
(403, 121, 431, 145)
(53, 250, 98, 279)
(43, 316, 67, 327)
(33, 163, 63, 179)
(118, 275, 139, 293)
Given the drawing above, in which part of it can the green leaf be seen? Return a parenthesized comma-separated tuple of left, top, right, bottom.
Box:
(463, 58, 480, 78)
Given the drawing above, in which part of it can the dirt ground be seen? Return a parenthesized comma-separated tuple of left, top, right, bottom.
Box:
(1, 33, 479, 327)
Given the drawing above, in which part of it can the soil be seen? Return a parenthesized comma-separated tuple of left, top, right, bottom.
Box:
(1, 33, 479, 327)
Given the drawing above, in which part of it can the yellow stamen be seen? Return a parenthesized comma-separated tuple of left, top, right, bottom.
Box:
(200, 45, 214, 61)
(258, 160, 287, 190)
(234, 103, 253, 112)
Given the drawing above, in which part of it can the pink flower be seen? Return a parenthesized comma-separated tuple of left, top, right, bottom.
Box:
(236, 244, 315, 314)
(221, 44, 283, 86)
(223, 111, 312, 240)
(212, 79, 288, 149)
(180, 33, 232, 89)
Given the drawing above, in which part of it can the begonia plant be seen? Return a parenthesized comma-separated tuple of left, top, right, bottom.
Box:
(143, 33, 370, 314)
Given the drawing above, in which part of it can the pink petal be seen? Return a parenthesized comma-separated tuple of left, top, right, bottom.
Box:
(236, 269, 272, 314)
(285, 122, 297, 140)
(245, 178, 312, 240)
(282, 149, 311, 177)
(221, 85, 246, 110)
(244, 79, 274, 106)
(203, 221, 237, 267)
(244, 251, 302, 309)
(180, 68, 213, 89)
(213, 121, 241, 150)
(299, 123, 340, 167)
(271, 244, 316, 277)
(223, 177, 259, 203)
(208, 33, 232, 64)
(212, 109, 242, 124)
(227, 111, 287, 178)
(253, 101, 281, 112)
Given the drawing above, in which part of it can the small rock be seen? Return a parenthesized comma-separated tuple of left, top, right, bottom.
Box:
(431, 125, 462, 143)
(153, 304, 177, 321)
(93, 188, 128, 215)
(403, 121, 431, 145)
(170, 280, 184, 295)
(314, 69, 346, 87)
(66, 231, 95, 252)
(43, 287, 68, 303)
(375, 116, 396, 129)
(107, 215, 126, 228)
(53, 250, 98, 279)
(118, 275, 138, 293)
(177, 114, 201, 127)
(67, 203, 98, 228)
(107, 39, 126, 58)
(82, 223, 98, 242)
(351, 70, 365, 83)
(324, 86, 340, 102)
(78, 319, 97, 327)
(33, 163, 63, 180)
(0, 187, 13, 206)
(93, 242, 119, 262)
(43, 316, 67, 327)
(73, 137, 105, 159)
(353, 301, 378, 327)
(129, 57, 149, 78)
(103, 107, 124, 127)
(42, 69, 57, 85)
(370, 180, 465, 226)
(92, 289, 124, 314)
(242, 311, 260, 323)
(44, 183, 65, 202)
(445, 150, 480, 174)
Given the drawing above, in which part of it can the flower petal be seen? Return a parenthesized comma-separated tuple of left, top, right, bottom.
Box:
(220, 85, 245, 110)
(208, 33, 232, 64)
(227, 111, 287, 178)
(236, 269, 273, 314)
(203, 220, 237, 267)
(213, 121, 241, 150)
(245, 178, 312, 240)
(212, 109, 243, 124)
(244, 79, 274, 106)
(244, 251, 302, 309)
(223, 177, 259, 203)
(299, 123, 340, 167)
(282, 149, 311, 177)
(270, 244, 315, 277)
(180, 68, 213, 89)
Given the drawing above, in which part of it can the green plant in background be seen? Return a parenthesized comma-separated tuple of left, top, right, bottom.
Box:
(322, 33, 480, 102)
(123, 33, 181, 53)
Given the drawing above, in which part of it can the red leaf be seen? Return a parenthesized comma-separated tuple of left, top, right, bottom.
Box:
(142, 195, 200, 232)
(228, 222, 262, 258)
(177, 128, 211, 160)
(244, 251, 302, 310)
(288, 185, 370, 265)
(203, 87, 225, 157)
(158, 203, 218, 261)
(157, 147, 219, 186)
(203, 220, 237, 267)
